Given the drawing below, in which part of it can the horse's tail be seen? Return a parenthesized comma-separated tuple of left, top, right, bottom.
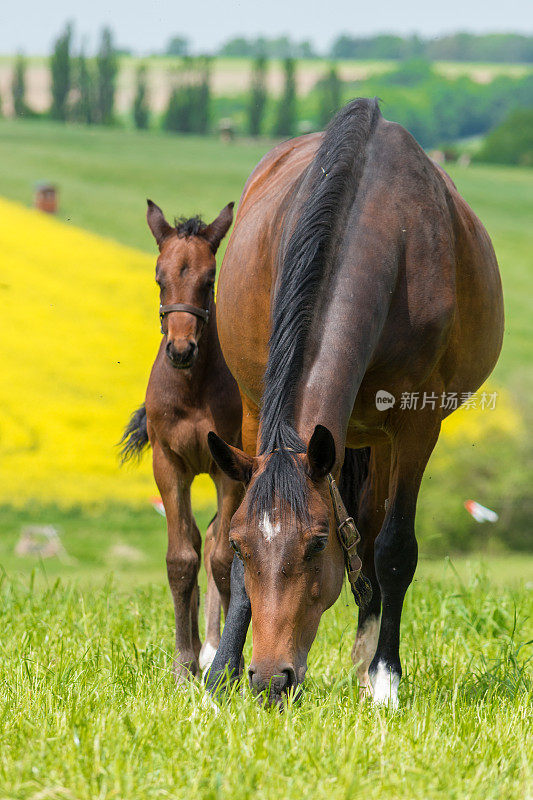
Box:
(119, 403, 149, 464)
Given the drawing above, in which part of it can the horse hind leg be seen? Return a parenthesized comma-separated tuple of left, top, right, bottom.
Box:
(368, 402, 441, 708)
(199, 514, 222, 672)
(342, 444, 389, 695)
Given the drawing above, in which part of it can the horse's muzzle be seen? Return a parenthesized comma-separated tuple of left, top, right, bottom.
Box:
(166, 339, 198, 369)
(248, 664, 301, 707)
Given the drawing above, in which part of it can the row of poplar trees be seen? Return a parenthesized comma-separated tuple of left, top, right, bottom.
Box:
(49, 24, 118, 124)
(243, 56, 342, 137)
(9, 24, 343, 136)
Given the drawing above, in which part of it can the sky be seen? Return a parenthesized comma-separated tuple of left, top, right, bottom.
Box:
(2, 0, 532, 55)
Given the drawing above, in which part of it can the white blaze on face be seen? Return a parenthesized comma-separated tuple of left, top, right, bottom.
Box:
(259, 512, 281, 543)
(370, 660, 400, 708)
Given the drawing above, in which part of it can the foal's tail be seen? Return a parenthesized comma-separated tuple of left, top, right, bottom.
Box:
(119, 403, 149, 464)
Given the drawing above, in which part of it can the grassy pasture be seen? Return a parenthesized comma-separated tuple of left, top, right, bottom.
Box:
(0, 554, 531, 799)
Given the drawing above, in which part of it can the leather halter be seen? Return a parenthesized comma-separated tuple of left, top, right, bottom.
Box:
(327, 473, 372, 608)
(159, 303, 210, 334)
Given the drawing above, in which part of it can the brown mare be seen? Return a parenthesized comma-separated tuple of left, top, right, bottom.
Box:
(205, 99, 504, 706)
(120, 200, 242, 680)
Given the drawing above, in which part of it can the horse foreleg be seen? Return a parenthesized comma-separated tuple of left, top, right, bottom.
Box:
(350, 444, 390, 695)
(205, 396, 255, 695)
(368, 401, 441, 707)
(204, 554, 251, 694)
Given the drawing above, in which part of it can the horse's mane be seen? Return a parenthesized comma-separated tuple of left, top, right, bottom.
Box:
(248, 97, 381, 522)
(174, 215, 207, 238)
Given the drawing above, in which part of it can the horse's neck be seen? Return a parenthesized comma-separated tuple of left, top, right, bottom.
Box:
(292, 249, 396, 451)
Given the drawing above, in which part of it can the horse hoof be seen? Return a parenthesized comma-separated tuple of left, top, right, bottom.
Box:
(173, 657, 200, 684)
(369, 662, 400, 709)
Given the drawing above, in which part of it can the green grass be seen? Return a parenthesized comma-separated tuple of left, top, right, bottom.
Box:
(0, 119, 271, 253)
(0, 550, 531, 799)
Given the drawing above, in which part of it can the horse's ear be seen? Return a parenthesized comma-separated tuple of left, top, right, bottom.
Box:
(307, 425, 336, 481)
(202, 202, 235, 253)
(147, 199, 173, 249)
(208, 431, 253, 483)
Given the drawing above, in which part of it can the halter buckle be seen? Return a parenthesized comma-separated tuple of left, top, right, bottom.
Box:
(327, 472, 371, 608)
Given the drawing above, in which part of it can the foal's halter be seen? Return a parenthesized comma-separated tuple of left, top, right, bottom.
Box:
(327, 473, 372, 608)
(159, 303, 210, 334)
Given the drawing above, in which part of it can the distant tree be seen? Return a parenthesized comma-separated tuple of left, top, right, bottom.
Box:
(50, 22, 73, 120)
(248, 55, 268, 136)
(162, 57, 211, 134)
(476, 108, 533, 166)
(317, 65, 342, 128)
(166, 36, 189, 57)
(72, 48, 95, 124)
(329, 31, 533, 63)
(12, 54, 29, 117)
(299, 40, 317, 59)
(133, 64, 150, 129)
(219, 37, 254, 57)
(194, 57, 211, 135)
(219, 35, 319, 59)
(381, 58, 434, 87)
(273, 57, 296, 137)
(96, 27, 118, 124)
(162, 87, 184, 133)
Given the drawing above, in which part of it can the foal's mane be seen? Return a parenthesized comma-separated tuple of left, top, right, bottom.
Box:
(249, 98, 380, 522)
(174, 215, 207, 238)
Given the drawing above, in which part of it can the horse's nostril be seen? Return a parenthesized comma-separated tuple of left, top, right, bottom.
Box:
(284, 668, 295, 690)
(248, 667, 256, 689)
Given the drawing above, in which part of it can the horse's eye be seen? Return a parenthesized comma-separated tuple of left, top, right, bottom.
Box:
(229, 538, 242, 559)
(305, 536, 328, 559)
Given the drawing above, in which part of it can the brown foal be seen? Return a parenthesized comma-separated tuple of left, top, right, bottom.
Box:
(121, 200, 242, 680)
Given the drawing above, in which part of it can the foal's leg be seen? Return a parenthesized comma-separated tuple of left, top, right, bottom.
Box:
(350, 444, 390, 694)
(199, 515, 222, 672)
(368, 405, 441, 707)
(210, 473, 243, 617)
(153, 442, 201, 680)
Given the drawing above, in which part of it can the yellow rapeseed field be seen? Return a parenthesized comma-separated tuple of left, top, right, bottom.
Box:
(0, 196, 520, 509)
(0, 196, 215, 508)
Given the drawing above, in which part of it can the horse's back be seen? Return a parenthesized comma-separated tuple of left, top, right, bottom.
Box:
(219, 111, 503, 413)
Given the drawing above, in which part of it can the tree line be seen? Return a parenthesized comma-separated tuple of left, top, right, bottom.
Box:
(2, 22, 311, 138)
(215, 32, 533, 63)
(3, 23, 532, 160)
